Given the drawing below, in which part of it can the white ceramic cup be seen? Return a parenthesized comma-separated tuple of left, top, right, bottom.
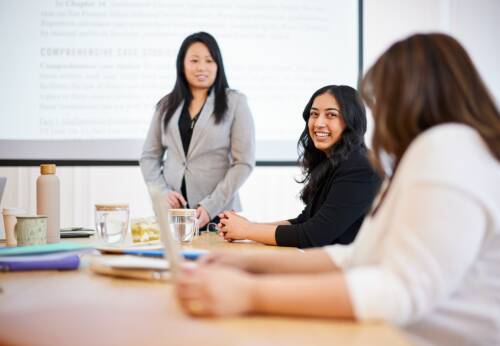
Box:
(2, 207, 27, 247)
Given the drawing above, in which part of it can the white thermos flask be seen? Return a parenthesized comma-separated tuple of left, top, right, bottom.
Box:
(36, 163, 60, 243)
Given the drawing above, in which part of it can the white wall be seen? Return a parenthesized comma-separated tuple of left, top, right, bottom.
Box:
(448, 0, 500, 105)
(364, 0, 499, 101)
(1, 0, 499, 237)
(363, 0, 500, 141)
(0, 165, 304, 234)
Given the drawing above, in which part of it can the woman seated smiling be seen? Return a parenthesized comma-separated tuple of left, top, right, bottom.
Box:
(219, 85, 381, 248)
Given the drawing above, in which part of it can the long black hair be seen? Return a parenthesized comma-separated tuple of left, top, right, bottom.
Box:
(298, 85, 367, 203)
(157, 32, 229, 128)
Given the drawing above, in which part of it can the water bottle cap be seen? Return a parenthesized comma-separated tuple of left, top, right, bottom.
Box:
(95, 204, 129, 211)
(168, 208, 197, 217)
(40, 164, 56, 175)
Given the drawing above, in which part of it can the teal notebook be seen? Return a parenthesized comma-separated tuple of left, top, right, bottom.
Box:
(0, 242, 93, 256)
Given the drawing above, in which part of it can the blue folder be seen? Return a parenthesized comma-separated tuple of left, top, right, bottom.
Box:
(0, 242, 92, 256)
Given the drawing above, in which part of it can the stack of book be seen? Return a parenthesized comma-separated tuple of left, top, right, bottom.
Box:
(0, 242, 93, 272)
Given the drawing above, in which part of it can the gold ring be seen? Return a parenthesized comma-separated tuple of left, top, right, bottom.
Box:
(187, 300, 204, 314)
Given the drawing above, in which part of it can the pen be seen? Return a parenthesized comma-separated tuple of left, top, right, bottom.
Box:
(121, 249, 208, 260)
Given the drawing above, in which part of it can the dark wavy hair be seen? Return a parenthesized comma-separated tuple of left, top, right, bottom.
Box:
(157, 32, 229, 129)
(298, 85, 368, 203)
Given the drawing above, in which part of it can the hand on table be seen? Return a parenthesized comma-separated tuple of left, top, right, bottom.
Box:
(176, 265, 255, 317)
(218, 211, 251, 241)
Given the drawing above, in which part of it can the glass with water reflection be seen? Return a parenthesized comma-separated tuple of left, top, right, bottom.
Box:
(168, 209, 198, 244)
(95, 204, 129, 243)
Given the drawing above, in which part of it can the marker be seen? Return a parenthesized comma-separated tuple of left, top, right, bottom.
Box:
(121, 249, 209, 260)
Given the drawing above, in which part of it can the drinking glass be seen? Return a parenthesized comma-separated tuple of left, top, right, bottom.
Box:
(95, 204, 129, 244)
(168, 209, 198, 244)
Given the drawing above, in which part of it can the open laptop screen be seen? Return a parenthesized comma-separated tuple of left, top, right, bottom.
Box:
(0, 177, 6, 204)
(150, 188, 183, 276)
(0, 177, 6, 239)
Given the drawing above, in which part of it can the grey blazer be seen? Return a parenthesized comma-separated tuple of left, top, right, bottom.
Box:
(140, 89, 255, 218)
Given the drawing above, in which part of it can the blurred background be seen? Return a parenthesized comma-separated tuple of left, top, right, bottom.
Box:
(0, 0, 498, 235)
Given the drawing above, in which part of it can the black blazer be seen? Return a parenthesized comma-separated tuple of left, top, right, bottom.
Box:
(275, 149, 381, 248)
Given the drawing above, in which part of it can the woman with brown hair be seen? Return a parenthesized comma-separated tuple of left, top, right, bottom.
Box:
(175, 33, 500, 346)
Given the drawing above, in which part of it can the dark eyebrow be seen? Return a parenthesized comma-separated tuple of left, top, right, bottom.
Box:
(311, 107, 340, 112)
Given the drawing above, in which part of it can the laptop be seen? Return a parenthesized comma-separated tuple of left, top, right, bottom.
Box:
(0, 177, 6, 205)
(150, 187, 184, 276)
(0, 177, 6, 239)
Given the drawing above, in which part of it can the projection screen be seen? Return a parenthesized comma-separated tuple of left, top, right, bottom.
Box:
(0, 0, 360, 164)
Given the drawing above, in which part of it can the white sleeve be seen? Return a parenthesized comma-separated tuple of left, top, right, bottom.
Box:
(323, 244, 355, 269)
(345, 183, 486, 326)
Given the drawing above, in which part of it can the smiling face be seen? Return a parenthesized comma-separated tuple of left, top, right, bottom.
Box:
(183, 42, 218, 92)
(308, 92, 346, 153)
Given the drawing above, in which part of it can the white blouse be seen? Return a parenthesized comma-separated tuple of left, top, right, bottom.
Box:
(325, 124, 500, 346)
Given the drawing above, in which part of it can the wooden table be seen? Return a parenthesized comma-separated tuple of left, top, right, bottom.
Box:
(0, 233, 413, 346)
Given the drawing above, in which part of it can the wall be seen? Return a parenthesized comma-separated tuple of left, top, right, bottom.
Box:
(0, 165, 304, 232)
(1, 0, 499, 237)
(364, 0, 499, 100)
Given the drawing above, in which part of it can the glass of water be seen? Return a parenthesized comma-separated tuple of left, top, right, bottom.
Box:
(168, 209, 198, 244)
(95, 204, 129, 244)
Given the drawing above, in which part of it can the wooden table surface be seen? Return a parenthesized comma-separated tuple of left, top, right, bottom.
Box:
(0, 233, 413, 346)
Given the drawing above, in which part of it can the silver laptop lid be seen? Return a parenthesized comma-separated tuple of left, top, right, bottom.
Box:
(150, 187, 183, 276)
(0, 177, 6, 206)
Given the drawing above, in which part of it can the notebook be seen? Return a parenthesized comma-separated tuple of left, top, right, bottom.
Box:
(89, 255, 171, 281)
(0, 242, 92, 256)
(0, 252, 81, 272)
(0, 242, 92, 272)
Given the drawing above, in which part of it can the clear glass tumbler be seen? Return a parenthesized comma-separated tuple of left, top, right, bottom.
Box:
(95, 204, 129, 244)
(168, 209, 198, 244)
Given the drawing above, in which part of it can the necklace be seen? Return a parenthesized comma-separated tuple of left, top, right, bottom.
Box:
(190, 114, 199, 130)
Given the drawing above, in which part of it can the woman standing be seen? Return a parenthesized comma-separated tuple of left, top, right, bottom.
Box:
(219, 85, 380, 248)
(140, 32, 255, 228)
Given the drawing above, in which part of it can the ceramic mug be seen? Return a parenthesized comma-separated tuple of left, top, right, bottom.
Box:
(14, 216, 48, 246)
(2, 207, 27, 246)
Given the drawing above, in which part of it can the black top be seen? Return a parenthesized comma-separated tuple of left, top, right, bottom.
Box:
(178, 102, 203, 206)
(275, 149, 381, 249)
(178, 102, 202, 156)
